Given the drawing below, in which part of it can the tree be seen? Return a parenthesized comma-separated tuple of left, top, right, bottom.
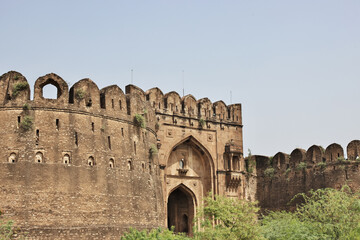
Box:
(261, 187, 360, 240)
(194, 193, 263, 240)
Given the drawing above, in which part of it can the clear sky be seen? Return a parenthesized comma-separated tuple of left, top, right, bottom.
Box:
(1, 0, 359, 157)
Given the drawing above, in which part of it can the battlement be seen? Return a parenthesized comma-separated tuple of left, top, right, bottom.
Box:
(250, 140, 360, 175)
(0, 71, 242, 125)
(248, 140, 360, 212)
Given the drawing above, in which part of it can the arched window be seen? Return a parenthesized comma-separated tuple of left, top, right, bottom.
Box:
(127, 160, 132, 170)
(88, 156, 95, 166)
(42, 82, 60, 99)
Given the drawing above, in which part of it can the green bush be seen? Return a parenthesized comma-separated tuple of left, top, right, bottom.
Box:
(337, 156, 347, 164)
(22, 103, 30, 111)
(198, 118, 205, 128)
(20, 116, 33, 131)
(264, 167, 275, 179)
(12, 82, 28, 98)
(134, 114, 146, 128)
(316, 162, 327, 169)
(296, 162, 307, 171)
(261, 187, 360, 239)
(75, 89, 85, 100)
(149, 144, 158, 156)
(285, 168, 291, 176)
(194, 192, 262, 240)
(121, 227, 189, 240)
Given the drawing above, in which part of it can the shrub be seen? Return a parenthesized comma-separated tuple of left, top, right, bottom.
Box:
(316, 161, 327, 169)
(121, 227, 189, 240)
(337, 156, 347, 164)
(0, 210, 14, 240)
(285, 168, 291, 176)
(12, 82, 28, 98)
(264, 167, 275, 179)
(20, 116, 33, 131)
(194, 192, 262, 240)
(22, 103, 30, 111)
(198, 118, 205, 128)
(75, 89, 85, 100)
(134, 114, 146, 128)
(296, 162, 307, 171)
(261, 187, 360, 239)
(149, 144, 158, 156)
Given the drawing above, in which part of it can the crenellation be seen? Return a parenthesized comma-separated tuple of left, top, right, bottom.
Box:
(251, 140, 360, 212)
(325, 143, 344, 162)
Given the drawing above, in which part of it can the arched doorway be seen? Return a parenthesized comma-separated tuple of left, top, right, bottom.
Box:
(167, 186, 194, 235)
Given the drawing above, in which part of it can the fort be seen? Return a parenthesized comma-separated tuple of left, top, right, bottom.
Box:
(0, 70, 359, 239)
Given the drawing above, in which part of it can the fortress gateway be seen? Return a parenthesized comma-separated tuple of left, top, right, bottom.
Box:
(0, 71, 360, 239)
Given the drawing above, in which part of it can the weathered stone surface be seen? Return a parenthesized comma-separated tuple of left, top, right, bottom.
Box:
(0, 71, 244, 239)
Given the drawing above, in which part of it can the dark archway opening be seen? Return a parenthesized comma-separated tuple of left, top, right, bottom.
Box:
(167, 187, 194, 235)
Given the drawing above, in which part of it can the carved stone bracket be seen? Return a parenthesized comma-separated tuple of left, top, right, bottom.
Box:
(177, 168, 188, 175)
(226, 171, 241, 188)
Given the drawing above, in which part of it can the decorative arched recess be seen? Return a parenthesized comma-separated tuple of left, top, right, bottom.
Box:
(164, 135, 215, 233)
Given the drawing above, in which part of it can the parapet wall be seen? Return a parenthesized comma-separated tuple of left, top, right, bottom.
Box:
(249, 140, 360, 212)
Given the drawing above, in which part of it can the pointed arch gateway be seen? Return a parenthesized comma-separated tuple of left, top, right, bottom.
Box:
(165, 135, 216, 235)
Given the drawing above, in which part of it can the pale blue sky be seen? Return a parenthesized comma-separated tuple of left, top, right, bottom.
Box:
(1, 1, 359, 156)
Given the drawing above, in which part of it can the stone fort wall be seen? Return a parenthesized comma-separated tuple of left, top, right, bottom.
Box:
(0, 71, 244, 239)
(249, 140, 360, 213)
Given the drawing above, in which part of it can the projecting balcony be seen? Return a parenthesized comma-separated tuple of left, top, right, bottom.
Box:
(226, 171, 242, 188)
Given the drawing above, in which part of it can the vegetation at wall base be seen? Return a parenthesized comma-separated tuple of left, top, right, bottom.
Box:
(121, 187, 360, 240)
(12, 82, 28, 98)
(0, 211, 14, 240)
(134, 114, 146, 128)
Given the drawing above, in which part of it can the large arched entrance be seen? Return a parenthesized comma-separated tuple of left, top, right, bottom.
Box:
(164, 136, 215, 235)
(167, 186, 194, 235)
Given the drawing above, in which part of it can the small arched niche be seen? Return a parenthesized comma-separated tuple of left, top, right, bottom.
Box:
(88, 156, 95, 166)
(35, 152, 44, 163)
(63, 154, 71, 164)
(8, 153, 17, 163)
(109, 158, 114, 168)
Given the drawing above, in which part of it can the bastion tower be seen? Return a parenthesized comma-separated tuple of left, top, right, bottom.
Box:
(0, 71, 246, 239)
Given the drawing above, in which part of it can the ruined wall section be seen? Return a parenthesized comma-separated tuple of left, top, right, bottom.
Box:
(250, 141, 360, 213)
(0, 71, 163, 239)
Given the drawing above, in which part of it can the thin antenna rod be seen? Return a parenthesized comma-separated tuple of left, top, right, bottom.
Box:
(131, 69, 133, 84)
(230, 91, 232, 104)
(182, 70, 184, 97)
